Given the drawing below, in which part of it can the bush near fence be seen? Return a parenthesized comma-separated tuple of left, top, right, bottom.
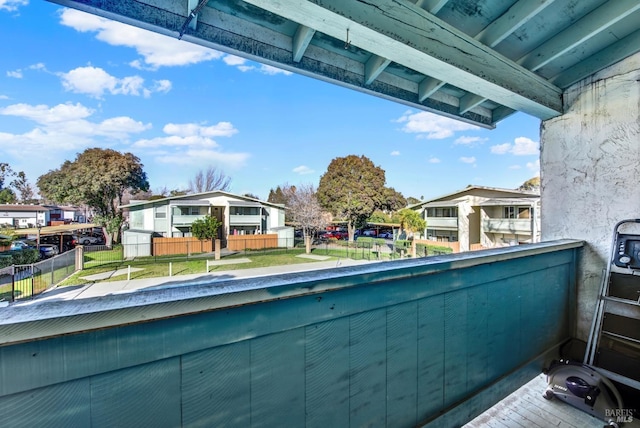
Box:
(393, 240, 454, 257)
(0, 249, 40, 268)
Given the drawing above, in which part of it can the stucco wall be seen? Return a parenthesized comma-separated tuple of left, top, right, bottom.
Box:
(541, 51, 640, 340)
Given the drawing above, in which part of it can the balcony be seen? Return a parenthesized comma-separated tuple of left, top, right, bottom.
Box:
(229, 214, 262, 226)
(171, 214, 207, 226)
(426, 216, 458, 229)
(0, 240, 581, 426)
(483, 218, 533, 234)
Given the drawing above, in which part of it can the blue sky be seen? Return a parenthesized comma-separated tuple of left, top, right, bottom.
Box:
(1, 0, 541, 202)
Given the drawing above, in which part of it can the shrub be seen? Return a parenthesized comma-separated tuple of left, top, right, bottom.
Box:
(0, 249, 40, 268)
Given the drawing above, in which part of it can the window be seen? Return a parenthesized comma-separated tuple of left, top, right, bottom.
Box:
(155, 206, 167, 219)
(173, 206, 203, 216)
(230, 206, 260, 216)
(504, 206, 531, 219)
(427, 207, 458, 217)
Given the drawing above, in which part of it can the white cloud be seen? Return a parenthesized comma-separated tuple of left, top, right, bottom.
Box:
(152, 80, 172, 93)
(508, 165, 522, 170)
(163, 122, 238, 138)
(293, 165, 314, 175)
(59, 9, 223, 69)
(223, 55, 246, 67)
(223, 55, 292, 75)
(0, 102, 93, 123)
(59, 66, 170, 98)
(491, 137, 539, 156)
(455, 136, 487, 145)
(0, 102, 150, 154)
(428, 157, 441, 163)
(0, 95, 8, 100)
(155, 149, 250, 169)
(259, 65, 292, 76)
(6, 63, 46, 79)
(394, 110, 479, 139)
(527, 159, 540, 173)
(460, 156, 476, 164)
(512, 137, 539, 155)
(390, 150, 400, 156)
(0, 0, 28, 12)
(490, 143, 511, 154)
(133, 122, 247, 169)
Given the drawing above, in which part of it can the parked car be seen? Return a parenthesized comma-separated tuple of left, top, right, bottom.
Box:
(378, 231, 394, 239)
(325, 230, 346, 240)
(77, 234, 100, 245)
(9, 240, 35, 251)
(40, 234, 78, 252)
(38, 244, 59, 259)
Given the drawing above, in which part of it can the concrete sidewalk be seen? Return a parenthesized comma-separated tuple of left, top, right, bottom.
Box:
(19, 257, 372, 304)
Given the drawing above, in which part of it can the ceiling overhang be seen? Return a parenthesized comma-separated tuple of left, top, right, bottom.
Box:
(46, 0, 640, 129)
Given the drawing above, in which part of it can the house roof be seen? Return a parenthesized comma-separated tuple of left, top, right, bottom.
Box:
(119, 190, 285, 210)
(0, 204, 50, 212)
(409, 185, 539, 209)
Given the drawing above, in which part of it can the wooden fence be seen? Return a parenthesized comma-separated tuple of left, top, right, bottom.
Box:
(152, 237, 213, 256)
(227, 234, 278, 251)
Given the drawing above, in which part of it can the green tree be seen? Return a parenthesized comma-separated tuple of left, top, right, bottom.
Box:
(368, 210, 391, 223)
(394, 208, 427, 239)
(37, 148, 149, 242)
(0, 163, 20, 204)
(406, 196, 422, 206)
(317, 155, 387, 241)
(191, 215, 222, 241)
(0, 188, 17, 204)
(11, 171, 35, 203)
(380, 187, 407, 212)
(518, 176, 541, 192)
(268, 184, 296, 222)
(394, 208, 427, 257)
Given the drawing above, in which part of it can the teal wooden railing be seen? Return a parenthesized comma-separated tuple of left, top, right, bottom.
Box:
(0, 240, 581, 427)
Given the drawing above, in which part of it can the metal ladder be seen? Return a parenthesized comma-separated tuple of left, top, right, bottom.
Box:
(584, 219, 640, 391)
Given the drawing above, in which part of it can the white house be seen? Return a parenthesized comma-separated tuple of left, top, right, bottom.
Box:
(119, 191, 286, 241)
(0, 205, 50, 229)
(411, 186, 540, 252)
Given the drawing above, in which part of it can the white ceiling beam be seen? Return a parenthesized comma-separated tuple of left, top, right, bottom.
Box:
(492, 106, 516, 124)
(418, 77, 446, 102)
(454, 1, 554, 114)
(518, 1, 640, 72)
(240, 0, 561, 119)
(551, 28, 640, 89)
(458, 93, 486, 115)
(415, 0, 450, 15)
(364, 55, 391, 85)
(475, 0, 554, 48)
(292, 25, 316, 63)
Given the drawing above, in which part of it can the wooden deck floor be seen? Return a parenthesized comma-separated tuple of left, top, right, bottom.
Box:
(464, 373, 639, 428)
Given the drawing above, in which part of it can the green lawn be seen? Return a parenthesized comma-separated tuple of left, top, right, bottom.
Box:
(60, 249, 341, 286)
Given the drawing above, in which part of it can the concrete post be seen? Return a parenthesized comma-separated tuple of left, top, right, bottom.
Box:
(215, 239, 221, 260)
(75, 246, 84, 271)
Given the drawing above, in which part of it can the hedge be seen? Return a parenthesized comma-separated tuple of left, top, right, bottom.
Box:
(0, 249, 40, 268)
